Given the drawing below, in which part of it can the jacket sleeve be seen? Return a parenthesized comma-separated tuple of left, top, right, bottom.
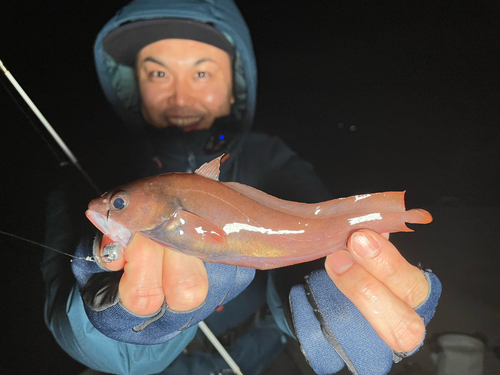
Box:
(46, 280, 198, 375)
(43, 185, 255, 374)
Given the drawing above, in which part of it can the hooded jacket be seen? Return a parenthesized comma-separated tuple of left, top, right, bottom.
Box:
(42, 1, 333, 374)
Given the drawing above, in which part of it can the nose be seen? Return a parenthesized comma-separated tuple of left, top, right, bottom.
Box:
(168, 78, 194, 107)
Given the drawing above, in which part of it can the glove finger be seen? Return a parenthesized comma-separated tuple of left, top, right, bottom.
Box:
(290, 284, 345, 375)
(293, 270, 394, 375)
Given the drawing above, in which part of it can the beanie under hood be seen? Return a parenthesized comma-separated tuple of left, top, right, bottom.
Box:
(93, 0, 257, 169)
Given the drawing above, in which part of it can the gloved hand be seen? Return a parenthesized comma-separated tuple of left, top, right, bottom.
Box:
(290, 230, 442, 375)
(71, 233, 255, 344)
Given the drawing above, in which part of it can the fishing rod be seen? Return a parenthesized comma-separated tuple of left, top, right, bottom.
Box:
(0, 59, 101, 196)
(0, 58, 244, 374)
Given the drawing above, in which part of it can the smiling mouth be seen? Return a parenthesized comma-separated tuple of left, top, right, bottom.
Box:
(86, 210, 132, 247)
(168, 116, 202, 127)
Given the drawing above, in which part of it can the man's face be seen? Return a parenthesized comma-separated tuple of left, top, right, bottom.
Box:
(136, 39, 234, 131)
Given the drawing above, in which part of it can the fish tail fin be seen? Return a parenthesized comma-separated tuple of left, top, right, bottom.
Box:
(404, 208, 433, 225)
(392, 209, 433, 232)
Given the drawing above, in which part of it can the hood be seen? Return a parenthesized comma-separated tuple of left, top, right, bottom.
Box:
(93, 0, 257, 173)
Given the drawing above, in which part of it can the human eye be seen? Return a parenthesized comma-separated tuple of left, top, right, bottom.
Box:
(195, 71, 209, 79)
(149, 71, 167, 79)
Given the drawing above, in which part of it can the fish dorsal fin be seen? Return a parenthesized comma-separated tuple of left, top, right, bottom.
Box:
(223, 182, 408, 218)
(195, 155, 223, 181)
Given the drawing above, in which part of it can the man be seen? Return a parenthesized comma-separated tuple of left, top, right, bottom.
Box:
(43, 0, 441, 374)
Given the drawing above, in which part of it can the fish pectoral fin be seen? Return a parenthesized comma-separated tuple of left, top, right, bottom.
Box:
(194, 155, 223, 181)
(175, 209, 228, 245)
(141, 209, 227, 249)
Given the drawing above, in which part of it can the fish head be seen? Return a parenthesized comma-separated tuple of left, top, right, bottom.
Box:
(86, 178, 177, 247)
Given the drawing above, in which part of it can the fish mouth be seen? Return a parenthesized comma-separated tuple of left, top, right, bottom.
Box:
(86, 210, 132, 247)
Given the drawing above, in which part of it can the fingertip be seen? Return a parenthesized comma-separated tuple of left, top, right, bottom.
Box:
(347, 230, 392, 258)
(325, 250, 355, 276)
(392, 314, 426, 353)
(167, 277, 209, 312)
(163, 250, 209, 312)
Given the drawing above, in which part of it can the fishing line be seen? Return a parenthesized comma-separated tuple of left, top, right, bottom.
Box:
(0, 230, 113, 263)
(1, 61, 241, 374)
(0, 230, 240, 372)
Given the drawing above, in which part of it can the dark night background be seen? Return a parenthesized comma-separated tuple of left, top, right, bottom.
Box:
(1, 1, 499, 374)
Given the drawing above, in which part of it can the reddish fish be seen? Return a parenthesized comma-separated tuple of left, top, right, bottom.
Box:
(86, 156, 432, 270)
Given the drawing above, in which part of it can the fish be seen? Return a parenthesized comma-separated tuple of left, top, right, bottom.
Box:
(86, 156, 432, 270)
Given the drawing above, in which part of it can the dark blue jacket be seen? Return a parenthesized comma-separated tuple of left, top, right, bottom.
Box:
(42, 0, 332, 374)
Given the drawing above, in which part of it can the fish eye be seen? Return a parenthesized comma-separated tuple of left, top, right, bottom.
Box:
(109, 191, 129, 211)
(113, 197, 126, 210)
